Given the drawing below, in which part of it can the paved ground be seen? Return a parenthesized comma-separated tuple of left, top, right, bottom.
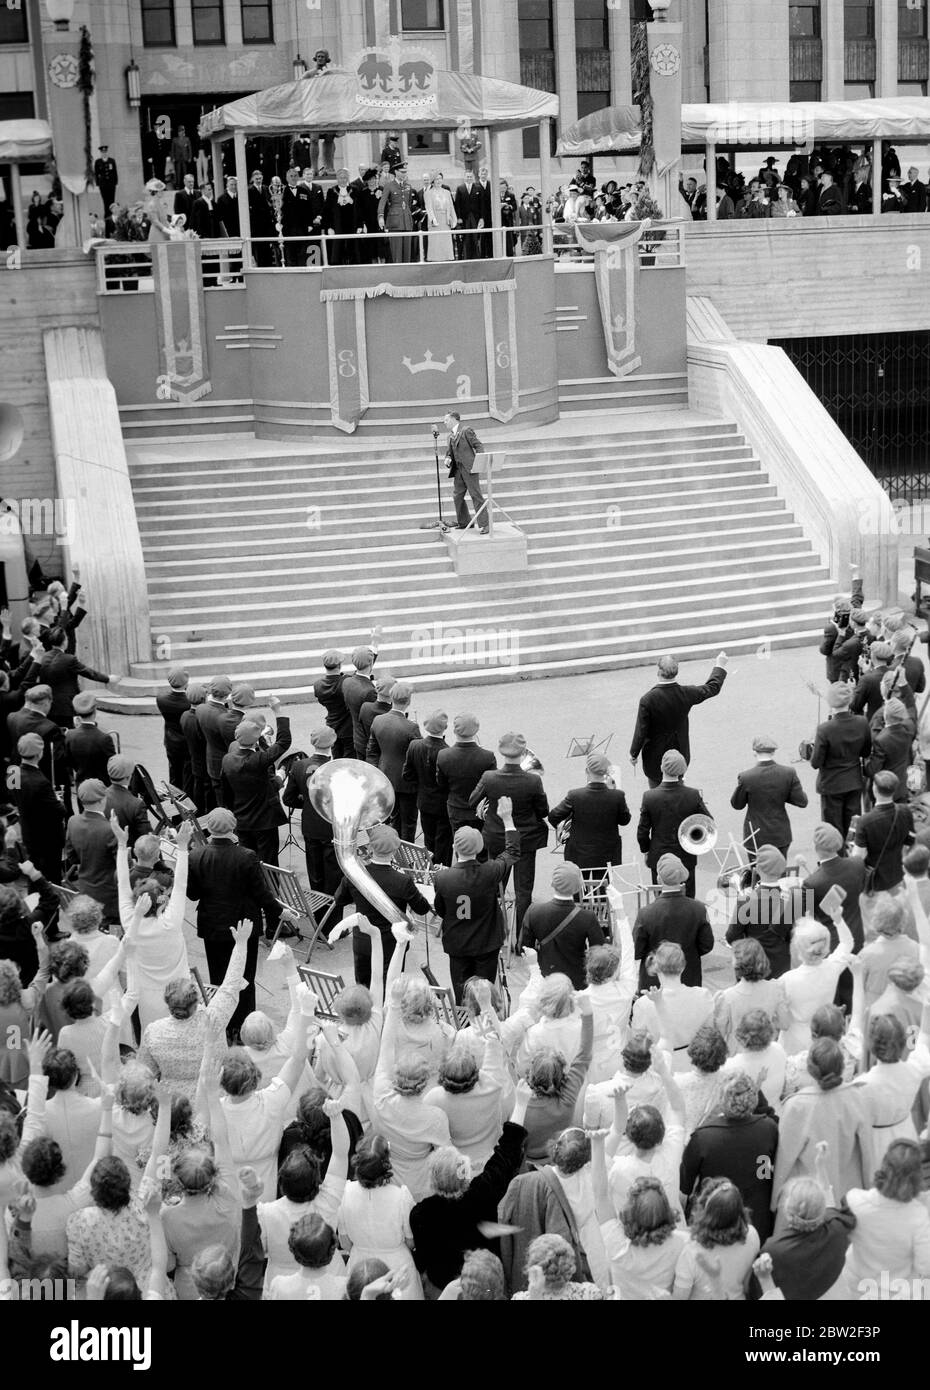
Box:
(101, 632, 928, 1026)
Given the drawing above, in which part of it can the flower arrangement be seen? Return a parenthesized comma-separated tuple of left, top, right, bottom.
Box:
(112, 203, 149, 242)
(632, 189, 663, 222)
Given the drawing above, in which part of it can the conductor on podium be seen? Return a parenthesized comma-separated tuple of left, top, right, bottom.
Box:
(444, 411, 489, 533)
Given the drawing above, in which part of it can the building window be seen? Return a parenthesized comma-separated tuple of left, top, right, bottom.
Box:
(899, 0, 928, 38)
(844, 1, 874, 39)
(577, 90, 610, 119)
(141, 0, 176, 47)
(519, 0, 554, 51)
(790, 80, 822, 100)
(522, 121, 558, 161)
(899, 80, 928, 94)
(241, 0, 273, 43)
(789, 2, 821, 38)
(0, 91, 35, 120)
(575, 0, 608, 50)
(844, 81, 875, 97)
(192, 0, 225, 45)
(401, 0, 444, 29)
(408, 129, 450, 155)
(0, 3, 28, 44)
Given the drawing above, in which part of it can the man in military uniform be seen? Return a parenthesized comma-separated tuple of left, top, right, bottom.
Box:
(378, 162, 416, 263)
(93, 145, 118, 232)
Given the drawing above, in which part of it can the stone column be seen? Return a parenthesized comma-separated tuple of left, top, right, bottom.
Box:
(554, 0, 578, 183)
(875, 0, 898, 96)
(609, 0, 633, 105)
(822, 0, 846, 100)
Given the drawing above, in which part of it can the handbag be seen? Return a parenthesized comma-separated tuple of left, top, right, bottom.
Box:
(863, 805, 899, 897)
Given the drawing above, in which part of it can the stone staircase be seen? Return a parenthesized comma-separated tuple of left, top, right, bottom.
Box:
(109, 410, 836, 707)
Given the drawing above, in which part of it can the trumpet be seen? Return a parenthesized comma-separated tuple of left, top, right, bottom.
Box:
(307, 759, 403, 926)
(677, 813, 718, 856)
(520, 747, 544, 774)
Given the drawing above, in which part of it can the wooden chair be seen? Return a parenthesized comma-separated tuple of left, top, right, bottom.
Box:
(261, 864, 335, 960)
(296, 966, 346, 1022)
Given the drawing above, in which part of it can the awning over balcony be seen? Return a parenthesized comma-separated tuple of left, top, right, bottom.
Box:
(0, 118, 54, 162)
(558, 96, 930, 156)
(199, 66, 559, 139)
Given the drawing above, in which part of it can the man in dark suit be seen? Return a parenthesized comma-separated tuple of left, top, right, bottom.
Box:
(816, 170, 845, 215)
(14, 731, 65, 882)
(476, 165, 494, 257)
(443, 410, 489, 533)
(548, 753, 631, 870)
(367, 681, 420, 843)
(521, 860, 605, 990)
(436, 712, 496, 832)
(216, 175, 240, 237)
(377, 162, 416, 263)
(810, 682, 871, 841)
(454, 170, 487, 260)
(633, 853, 714, 989)
(402, 711, 453, 867)
(803, 820, 867, 1012)
(358, 673, 396, 762)
(7, 684, 65, 791)
(65, 692, 115, 787)
(155, 667, 190, 790)
(191, 183, 222, 240)
(173, 172, 198, 227)
(247, 170, 276, 266)
(637, 750, 711, 898)
(901, 166, 928, 213)
(29, 628, 116, 727)
(280, 166, 313, 266)
(469, 733, 549, 935)
(850, 642, 899, 723)
(220, 697, 290, 866)
(729, 734, 808, 861)
(853, 771, 914, 896)
(64, 778, 119, 922)
(181, 682, 207, 810)
(187, 808, 287, 1029)
(282, 727, 340, 895)
(104, 755, 150, 847)
(867, 698, 913, 803)
(345, 823, 432, 989)
(313, 651, 354, 760)
(195, 674, 233, 810)
(433, 805, 520, 1001)
(726, 844, 801, 979)
(94, 145, 118, 231)
(630, 653, 728, 788)
(342, 644, 379, 759)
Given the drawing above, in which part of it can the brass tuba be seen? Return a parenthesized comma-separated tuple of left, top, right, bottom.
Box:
(677, 813, 718, 856)
(308, 759, 403, 925)
(520, 747, 544, 773)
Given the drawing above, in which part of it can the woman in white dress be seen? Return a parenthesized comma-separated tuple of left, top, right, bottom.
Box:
(424, 171, 456, 262)
(631, 942, 715, 1074)
(115, 818, 192, 1030)
(517, 974, 582, 1072)
(779, 915, 855, 1054)
(142, 178, 174, 243)
(723, 1008, 788, 1115)
(257, 1106, 350, 1292)
(853, 1009, 930, 1149)
(844, 1140, 930, 1296)
(337, 1134, 423, 1299)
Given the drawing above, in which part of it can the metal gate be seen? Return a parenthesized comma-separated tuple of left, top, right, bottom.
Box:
(772, 331, 930, 502)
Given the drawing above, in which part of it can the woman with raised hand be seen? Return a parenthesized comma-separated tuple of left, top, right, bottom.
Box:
(593, 1118, 688, 1299)
(336, 1132, 422, 1299)
(0, 923, 50, 1087)
(583, 885, 639, 1082)
(521, 990, 594, 1166)
(773, 1038, 874, 1211)
(676, 1024, 730, 1137)
(604, 1063, 688, 1220)
(761, 1141, 856, 1300)
(328, 914, 388, 1124)
(722, 1009, 788, 1115)
(115, 816, 192, 1030)
(779, 911, 856, 1054)
(671, 1178, 761, 1300)
(423, 986, 510, 1173)
(137, 920, 251, 1103)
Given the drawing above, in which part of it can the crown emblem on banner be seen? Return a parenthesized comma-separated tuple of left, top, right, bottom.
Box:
(354, 39, 438, 111)
(403, 350, 455, 375)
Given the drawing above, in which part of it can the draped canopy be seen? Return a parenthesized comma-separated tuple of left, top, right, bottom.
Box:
(0, 118, 54, 163)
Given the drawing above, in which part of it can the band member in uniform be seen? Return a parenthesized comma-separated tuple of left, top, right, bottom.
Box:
(729, 735, 808, 862)
(809, 682, 871, 842)
(633, 853, 714, 990)
(282, 726, 340, 896)
(433, 801, 520, 1002)
(469, 733, 548, 936)
(436, 713, 496, 833)
(548, 753, 631, 870)
(402, 711, 453, 866)
(366, 681, 420, 844)
(637, 750, 711, 899)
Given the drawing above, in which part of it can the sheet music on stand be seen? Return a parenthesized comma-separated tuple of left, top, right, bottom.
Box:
(393, 840, 435, 883)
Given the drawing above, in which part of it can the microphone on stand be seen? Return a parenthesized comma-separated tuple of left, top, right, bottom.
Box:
(421, 422, 449, 531)
(432, 423, 440, 440)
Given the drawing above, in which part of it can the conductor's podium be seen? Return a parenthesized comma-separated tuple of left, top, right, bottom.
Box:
(444, 450, 528, 575)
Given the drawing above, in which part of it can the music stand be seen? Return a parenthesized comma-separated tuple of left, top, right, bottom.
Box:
(262, 864, 335, 959)
(130, 765, 173, 833)
(470, 452, 519, 540)
(276, 751, 308, 869)
(161, 784, 208, 846)
(393, 839, 435, 884)
(566, 734, 614, 759)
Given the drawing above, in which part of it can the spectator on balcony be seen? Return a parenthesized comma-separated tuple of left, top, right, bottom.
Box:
(882, 177, 908, 215)
(882, 144, 902, 183)
(901, 166, 928, 213)
(815, 171, 845, 216)
(797, 175, 818, 217)
(714, 186, 736, 220)
(769, 184, 800, 219)
(758, 157, 780, 195)
(191, 184, 222, 240)
(848, 166, 873, 215)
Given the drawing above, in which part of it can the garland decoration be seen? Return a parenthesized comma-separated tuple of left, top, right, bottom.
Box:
(631, 20, 654, 180)
(78, 26, 95, 185)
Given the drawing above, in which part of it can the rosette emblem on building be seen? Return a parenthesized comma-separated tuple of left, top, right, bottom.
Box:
(354, 39, 437, 114)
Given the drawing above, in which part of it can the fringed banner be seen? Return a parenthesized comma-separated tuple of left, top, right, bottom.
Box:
(152, 240, 212, 404)
(484, 282, 518, 423)
(325, 295, 370, 434)
(574, 223, 643, 380)
(319, 280, 513, 302)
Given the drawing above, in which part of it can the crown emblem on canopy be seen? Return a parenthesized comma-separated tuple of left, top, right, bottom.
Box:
(403, 350, 455, 375)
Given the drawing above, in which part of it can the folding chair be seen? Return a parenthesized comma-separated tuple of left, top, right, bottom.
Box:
(579, 866, 614, 936)
(192, 966, 218, 1005)
(161, 785, 208, 846)
(296, 966, 346, 1022)
(46, 883, 79, 940)
(262, 864, 335, 960)
(424, 981, 469, 1032)
(129, 764, 173, 833)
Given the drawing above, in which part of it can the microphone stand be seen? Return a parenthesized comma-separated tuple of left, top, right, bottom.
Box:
(420, 426, 450, 531)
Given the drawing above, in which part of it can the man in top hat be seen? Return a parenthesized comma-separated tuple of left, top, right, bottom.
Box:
(187, 807, 289, 1029)
(726, 844, 803, 979)
(283, 726, 340, 896)
(802, 821, 867, 1013)
(469, 733, 549, 935)
(810, 682, 871, 841)
(520, 861, 605, 990)
(216, 175, 240, 238)
(346, 822, 432, 990)
(730, 735, 808, 862)
(156, 666, 190, 790)
(196, 673, 234, 810)
(14, 730, 66, 883)
(65, 692, 116, 788)
(402, 711, 453, 866)
(342, 643, 380, 760)
(436, 713, 496, 833)
(637, 750, 712, 899)
(758, 156, 779, 193)
(433, 801, 520, 1001)
(632, 853, 714, 990)
(630, 652, 728, 788)
(380, 132, 404, 173)
(313, 650, 353, 760)
(104, 754, 149, 847)
(64, 778, 119, 923)
(94, 145, 119, 232)
(220, 695, 290, 866)
(378, 161, 416, 263)
(548, 753, 631, 871)
(367, 681, 420, 843)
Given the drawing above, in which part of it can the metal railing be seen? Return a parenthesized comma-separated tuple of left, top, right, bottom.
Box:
(94, 220, 683, 293)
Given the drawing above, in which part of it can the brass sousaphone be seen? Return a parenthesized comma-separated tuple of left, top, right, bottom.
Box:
(677, 813, 718, 856)
(307, 759, 404, 925)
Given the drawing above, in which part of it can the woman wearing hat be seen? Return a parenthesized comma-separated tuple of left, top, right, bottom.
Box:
(424, 171, 456, 262)
(142, 179, 173, 243)
(770, 183, 801, 218)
